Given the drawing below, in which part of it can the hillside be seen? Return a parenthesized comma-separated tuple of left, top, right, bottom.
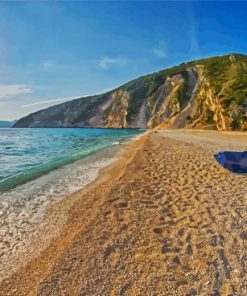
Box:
(14, 53, 247, 130)
(0, 121, 15, 128)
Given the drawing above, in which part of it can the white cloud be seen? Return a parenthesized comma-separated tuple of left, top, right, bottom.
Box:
(42, 61, 56, 68)
(0, 84, 32, 99)
(99, 57, 117, 69)
(22, 96, 80, 107)
(188, 9, 201, 57)
(99, 57, 129, 70)
(22, 87, 113, 108)
(152, 48, 167, 58)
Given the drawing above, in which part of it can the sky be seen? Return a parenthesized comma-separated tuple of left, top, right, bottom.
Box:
(0, 1, 247, 120)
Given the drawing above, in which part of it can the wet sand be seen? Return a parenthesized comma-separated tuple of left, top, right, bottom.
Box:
(1, 130, 247, 296)
(0, 146, 120, 281)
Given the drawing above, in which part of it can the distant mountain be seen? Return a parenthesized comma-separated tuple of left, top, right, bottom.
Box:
(14, 53, 247, 131)
(0, 121, 16, 128)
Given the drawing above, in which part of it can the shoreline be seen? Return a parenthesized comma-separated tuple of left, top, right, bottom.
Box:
(1, 130, 246, 295)
(0, 128, 145, 193)
(0, 132, 148, 286)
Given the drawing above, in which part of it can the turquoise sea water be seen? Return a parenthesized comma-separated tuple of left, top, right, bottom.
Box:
(0, 128, 143, 192)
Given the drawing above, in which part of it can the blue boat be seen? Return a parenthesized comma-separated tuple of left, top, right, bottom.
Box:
(214, 151, 247, 176)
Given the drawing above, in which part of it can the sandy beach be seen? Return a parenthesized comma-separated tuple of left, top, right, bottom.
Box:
(1, 130, 247, 296)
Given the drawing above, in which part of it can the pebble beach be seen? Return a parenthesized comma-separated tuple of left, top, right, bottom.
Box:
(1, 130, 247, 296)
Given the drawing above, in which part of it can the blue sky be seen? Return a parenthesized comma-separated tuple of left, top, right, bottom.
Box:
(0, 1, 246, 120)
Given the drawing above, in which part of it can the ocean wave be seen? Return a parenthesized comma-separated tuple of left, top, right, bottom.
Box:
(0, 143, 110, 192)
(0, 128, 143, 192)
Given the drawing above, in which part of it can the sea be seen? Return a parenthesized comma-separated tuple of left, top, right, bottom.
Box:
(0, 128, 143, 192)
(0, 128, 144, 279)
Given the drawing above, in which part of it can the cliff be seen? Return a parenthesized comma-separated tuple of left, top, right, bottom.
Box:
(14, 54, 247, 130)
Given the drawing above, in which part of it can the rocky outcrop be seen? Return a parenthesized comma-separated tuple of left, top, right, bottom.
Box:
(14, 53, 247, 131)
(106, 90, 129, 128)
